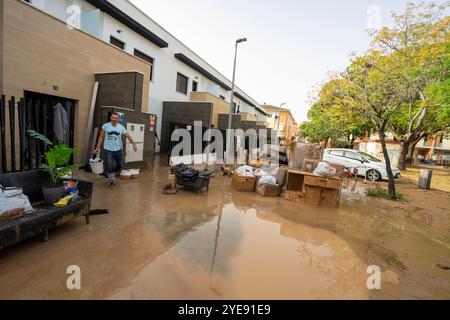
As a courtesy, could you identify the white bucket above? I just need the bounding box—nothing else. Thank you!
[89,155,104,175]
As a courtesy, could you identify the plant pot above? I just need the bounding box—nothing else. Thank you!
[42,184,66,205]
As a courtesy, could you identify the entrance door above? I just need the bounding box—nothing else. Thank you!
[23,91,77,170]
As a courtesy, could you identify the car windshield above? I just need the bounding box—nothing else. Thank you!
[358,151,382,162]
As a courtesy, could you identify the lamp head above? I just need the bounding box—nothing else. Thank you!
[236,38,247,44]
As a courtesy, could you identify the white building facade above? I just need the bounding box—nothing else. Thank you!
[24,0,267,151]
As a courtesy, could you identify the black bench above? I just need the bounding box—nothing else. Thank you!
[0,170,93,250]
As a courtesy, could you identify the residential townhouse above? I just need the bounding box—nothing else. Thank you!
[0,0,268,172]
[262,104,298,141]
[357,132,450,166]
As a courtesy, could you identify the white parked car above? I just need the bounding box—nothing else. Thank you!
[323,149,401,181]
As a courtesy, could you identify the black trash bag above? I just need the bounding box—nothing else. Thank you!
[176,168,199,181]
[174,163,189,173]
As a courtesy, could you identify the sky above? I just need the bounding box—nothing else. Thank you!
[129,0,447,123]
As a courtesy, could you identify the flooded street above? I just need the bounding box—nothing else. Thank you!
[0,161,449,300]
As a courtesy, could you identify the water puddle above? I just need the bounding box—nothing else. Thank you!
[109,200,369,299]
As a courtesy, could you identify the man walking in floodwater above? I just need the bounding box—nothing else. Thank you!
[94,112,138,190]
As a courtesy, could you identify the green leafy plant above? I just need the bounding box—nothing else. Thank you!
[367,187,405,201]
[28,130,82,185]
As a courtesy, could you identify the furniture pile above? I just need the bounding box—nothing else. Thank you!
[0,170,93,250]
[285,167,342,208]
[231,165,287,197]
[289,142,324,168]
[230,160,343,207]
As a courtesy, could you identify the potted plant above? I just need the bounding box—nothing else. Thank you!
[28,130,82,205]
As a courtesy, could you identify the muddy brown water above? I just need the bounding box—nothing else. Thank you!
[0,162,449,299]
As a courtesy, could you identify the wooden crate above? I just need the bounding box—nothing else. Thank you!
[231,174,256,192]
[286,169,314,192]
[256,183,281,197]
[304,186,322,206]
[304,185,341,208]
[285,190,305,202]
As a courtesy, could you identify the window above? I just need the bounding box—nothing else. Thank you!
[423,135,428,146]
[330,150,344,157]
[134,49,154,81]
[439,134,444,147]
[358,151,382,162]
[176,73,188,94]
[192,80,198,92]
[233,102,240,114]
[345,151,363,161]
[110,36,125,50]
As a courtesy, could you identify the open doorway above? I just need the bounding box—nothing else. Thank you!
[23,91,77,170]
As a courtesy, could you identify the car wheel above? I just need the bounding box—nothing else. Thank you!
[366,169,381,181]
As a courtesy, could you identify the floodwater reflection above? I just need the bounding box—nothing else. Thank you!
[109,195,369,300]
[0,166,372,300]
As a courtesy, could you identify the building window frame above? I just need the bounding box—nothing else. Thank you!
[134,49,155,81]
[192,80,198,92]
[110,36,125,50]
[176,72,189,95]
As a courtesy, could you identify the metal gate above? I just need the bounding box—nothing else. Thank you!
[167,122,210,165]
[0,92,76,173]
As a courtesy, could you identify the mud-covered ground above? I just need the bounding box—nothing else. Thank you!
[0,161,448,299]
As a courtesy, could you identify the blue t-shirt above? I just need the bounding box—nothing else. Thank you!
[102,122,127,151]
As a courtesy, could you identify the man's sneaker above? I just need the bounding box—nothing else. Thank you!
[110,183,117,190]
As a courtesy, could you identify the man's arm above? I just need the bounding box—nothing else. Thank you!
[125,132,138,152]
[93,129,105,154]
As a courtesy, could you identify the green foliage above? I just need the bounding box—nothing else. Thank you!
[370,2,450,149]
[28,130,81,185]
[367,187,405,201]
[27,130,53,146]
[300,80,372,144]
[302,2,450,196]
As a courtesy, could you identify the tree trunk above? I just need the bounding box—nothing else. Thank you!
[379,131,396,200]
[398,141,409,171]
[397,136,415,171]
[407,140,418,164]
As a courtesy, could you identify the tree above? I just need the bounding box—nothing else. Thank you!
[339,52,413,199]
[370,2,450,170]
[300,80,371,146]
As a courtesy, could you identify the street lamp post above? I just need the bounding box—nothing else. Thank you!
[227,38,247,130]
[226,38,247,163]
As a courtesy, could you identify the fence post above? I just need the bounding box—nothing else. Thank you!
[26,99,33,170]
[34,100,41,168]
[0,95,6,173]
[18,98,26,171]
[9,97,16,172]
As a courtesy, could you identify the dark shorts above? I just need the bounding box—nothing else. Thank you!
[105,150,123,174]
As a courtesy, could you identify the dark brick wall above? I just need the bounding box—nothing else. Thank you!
[160,102,213,153]
[95,72,143,111]
[217,114,241,129]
